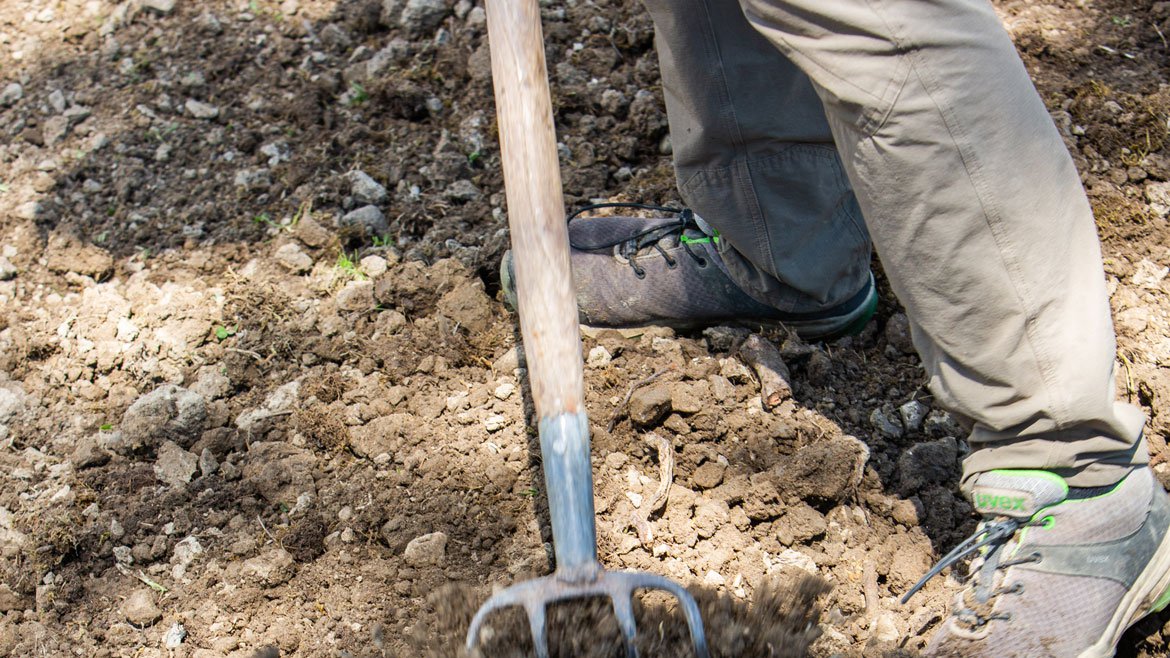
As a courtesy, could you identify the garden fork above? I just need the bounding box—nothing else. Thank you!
[465,1,710,657]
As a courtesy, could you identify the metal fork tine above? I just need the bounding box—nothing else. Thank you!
[526,602,550,658]
[610,592,640,658]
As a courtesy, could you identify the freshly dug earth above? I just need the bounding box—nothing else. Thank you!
[0,1,1168,657]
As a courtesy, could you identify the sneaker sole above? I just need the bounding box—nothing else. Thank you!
[1079,511,1170,658]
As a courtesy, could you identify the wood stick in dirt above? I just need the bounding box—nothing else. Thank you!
[738,334,793,411]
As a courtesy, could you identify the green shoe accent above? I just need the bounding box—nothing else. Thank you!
[1154,585,1170,613]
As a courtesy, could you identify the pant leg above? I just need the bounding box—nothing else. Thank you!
[641,0,872,313]
[737,0,1147,487]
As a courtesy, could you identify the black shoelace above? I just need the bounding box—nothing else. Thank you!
[566,203,711,279]
[902,517,1045,629]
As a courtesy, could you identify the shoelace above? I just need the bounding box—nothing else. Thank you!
[902,517,1046,628]
[566,203,712,279]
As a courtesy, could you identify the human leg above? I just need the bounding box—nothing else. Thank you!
[732,0,1166,653]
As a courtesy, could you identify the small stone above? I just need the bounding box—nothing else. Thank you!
[241,548,296,586]
[444,179,481,203]
[339,205,389,237]
[199,449,219,477]
[233,168,271,190]
[605,452,628,470]
[122,385,208,452]
[719,358,753,383]
[703,326,749,352]
[1145,181,1170,217]
[155,441,199,487]
[163,622,187,649]
[704,571,726,587]
[890,498,923,526]
[627,384,672,427]
[898,400,929,434]
[872,613,900,643]
[113,545,133,565]
[668,382,704,414]
[399,0,449,35]
[42,116,70,144]
[345,170,388,205]
[359,255,388,278]
[70,436,110,469]
[294,213,333,248]
[185,99,219,119]
[692,461,725,489]
[897,437,960,494]
[870,408,904,439]
[0,257,15,280]
[0,83,22,107]
[884,313,915,354]
[336,280,375,312]
[123,589,162,627]
[275,243,313,274]
[492,383,515,400]
[484,415,507,432]
[143,0,177,14]
[404,531,447,566]
[586,345,612,367]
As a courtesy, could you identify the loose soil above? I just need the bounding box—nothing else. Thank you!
[0,0,1168,657]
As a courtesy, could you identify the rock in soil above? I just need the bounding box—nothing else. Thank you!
[122,385,208,452]
[122,589,162,627]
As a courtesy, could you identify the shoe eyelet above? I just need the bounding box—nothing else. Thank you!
[666,261,678,270]
[1031,552,1043,564]
[634,269,646,280]
[696,258,708,268]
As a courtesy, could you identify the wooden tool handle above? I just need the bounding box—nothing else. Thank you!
[486,0,586,419]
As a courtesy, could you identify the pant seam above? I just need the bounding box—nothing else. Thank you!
[902,48,1072,433]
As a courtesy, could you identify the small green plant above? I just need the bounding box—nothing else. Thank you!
[336,252,368,280]
[521,487,539,498]
[1111,15,1132,27]
[99,423,113,431]
[372,234,394,248]
[214,325,237,341]
[467,150,482,165]
[346,82,369,106]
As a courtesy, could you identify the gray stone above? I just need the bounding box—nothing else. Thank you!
[48,89,67,113]
[339,205,389,237]
[444,179,481,203]
[345,170,388,205]
[275,243,313,274]
[241,548,296,586]
[122,385,207,451]
[404,531,447,566]
[42,116,70,145]
[897,437,960,494]
[0,386,25,424]
[870,408,904,439]
[123,589,162,627]
[199,448,219,477]
[155,441,199,487]
[185,99,219,119]
[1146,181,1170,217]
[586,346,612,367]
[0,83,22,107]
[0,257,15,281]
[233,168,271,190]
[399,0,449,34]
[70,436,110,469]
[336,280,375,312]
[884,313,915,354]
[360,255,388,278]
[163,622,187,649]
[628,384,672,427]
[703,326,750,352]
[143,0,177,14]
[898,400,929,434]
[189,367,232,401]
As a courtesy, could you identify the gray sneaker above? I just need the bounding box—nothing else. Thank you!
[906,467,1170,658]
[500,205,878,340]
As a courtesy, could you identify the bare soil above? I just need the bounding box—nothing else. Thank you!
[0,1,1167,657]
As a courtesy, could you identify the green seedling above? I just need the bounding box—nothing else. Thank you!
[336,251,368,280]
[214,325,237,341]
[372,234,394,248]
[346,82,369,106]
[521,487,539,498]
[99,423,113,431]
[467,150,482,165]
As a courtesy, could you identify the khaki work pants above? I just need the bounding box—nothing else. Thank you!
[642,0,1148,487]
